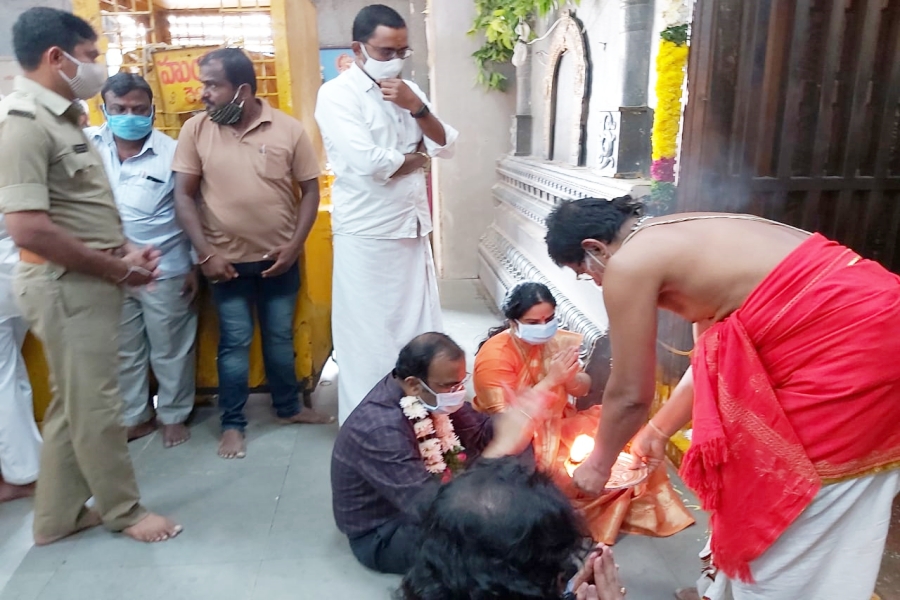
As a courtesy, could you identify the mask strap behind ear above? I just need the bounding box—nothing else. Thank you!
[584,240,608,258]
[58,49,77,64]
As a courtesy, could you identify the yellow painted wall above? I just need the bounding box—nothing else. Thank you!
[194,204,333,392]
[654,371,692,467]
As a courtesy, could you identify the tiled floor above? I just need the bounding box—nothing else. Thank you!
[0,279,709,600]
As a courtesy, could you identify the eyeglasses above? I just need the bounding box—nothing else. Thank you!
[575,255,603,282]
[366,43,414,60]
[423,372,471,394]
[103,104,153,117]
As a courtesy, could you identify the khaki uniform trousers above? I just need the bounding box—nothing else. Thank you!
[15,263,147,537]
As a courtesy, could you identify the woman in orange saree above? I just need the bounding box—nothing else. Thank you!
[473,282,694,544]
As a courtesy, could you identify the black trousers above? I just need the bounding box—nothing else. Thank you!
[348,517,423,575]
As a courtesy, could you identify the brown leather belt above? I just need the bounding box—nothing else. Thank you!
[19,249,47,264]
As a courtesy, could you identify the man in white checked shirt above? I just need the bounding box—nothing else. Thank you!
[87,72,197,448]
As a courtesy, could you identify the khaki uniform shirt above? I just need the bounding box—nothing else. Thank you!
[171,99,320,263]
[0,76,124,250]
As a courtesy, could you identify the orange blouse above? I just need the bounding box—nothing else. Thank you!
[473,328,695,544]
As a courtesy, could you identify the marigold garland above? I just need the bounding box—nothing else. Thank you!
[400,395,467,481]
[651,40,689,163]
[648,1,690,215]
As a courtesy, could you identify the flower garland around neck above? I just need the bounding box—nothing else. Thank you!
[401,396,467,483]
[649,0,691,215]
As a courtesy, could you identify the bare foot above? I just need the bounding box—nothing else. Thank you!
[122,512,182,543]
[218,429,246,459]
[34,507,102,545]
[280,408,335,425]
[675,588,701,600]
[162,423,191,448]
[127,419,157,442]
[0,479,35,503]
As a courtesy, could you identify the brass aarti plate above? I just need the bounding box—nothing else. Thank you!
[605,452,649,490]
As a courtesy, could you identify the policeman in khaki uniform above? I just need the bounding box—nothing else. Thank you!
[0,7,181,544]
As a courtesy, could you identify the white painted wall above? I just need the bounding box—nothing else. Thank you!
[0,0,73,57]
[0,0,73,96]
[312,0,429,90]
[426,0,517,280]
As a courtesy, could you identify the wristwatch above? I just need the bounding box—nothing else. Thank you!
[411,104,430,119]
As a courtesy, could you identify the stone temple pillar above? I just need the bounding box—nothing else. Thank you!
[615,0,654,177]
[512,41,533,157]
[622,0,654,106]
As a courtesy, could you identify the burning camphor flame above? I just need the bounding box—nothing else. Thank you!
[569,434,595,464]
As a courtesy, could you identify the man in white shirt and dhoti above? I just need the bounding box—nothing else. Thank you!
[0,214,42,503]
[315,4,458,424]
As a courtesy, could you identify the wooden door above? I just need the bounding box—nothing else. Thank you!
[678,0,900,269]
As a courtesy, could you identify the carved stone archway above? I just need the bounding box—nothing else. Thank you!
[544,10,590,165]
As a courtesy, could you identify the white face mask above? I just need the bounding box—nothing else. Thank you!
[360,44,405,80]
[419,380,467,415]
[515,316,559,345]
[59,51,108,100]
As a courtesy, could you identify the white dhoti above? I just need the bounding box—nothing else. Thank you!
[332,233,443,424]
[702,470,900,600]
[0,315,42,485]
[0,215,42,486]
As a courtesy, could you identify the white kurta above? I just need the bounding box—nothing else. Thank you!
[702,470,900,600]
[0,215,41,485]
[316,64,458,423]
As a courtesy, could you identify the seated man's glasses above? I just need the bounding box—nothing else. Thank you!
[426,372,471,394]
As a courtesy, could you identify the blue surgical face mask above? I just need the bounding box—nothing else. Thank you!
[419,380,467,415]
[515,316,559,345]
[104,106,154,141]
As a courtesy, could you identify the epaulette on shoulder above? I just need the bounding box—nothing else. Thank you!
[1,94,37,120]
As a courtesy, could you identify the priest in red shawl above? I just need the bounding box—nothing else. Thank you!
[544,197,900,600]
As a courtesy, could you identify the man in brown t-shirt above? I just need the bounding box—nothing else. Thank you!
[173,48,333,460]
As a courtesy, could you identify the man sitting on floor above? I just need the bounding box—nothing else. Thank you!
[331,332,542,574]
